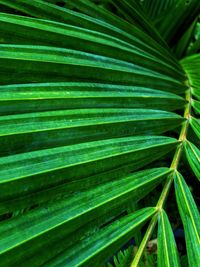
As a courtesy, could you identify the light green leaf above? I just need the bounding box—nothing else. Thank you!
[158,210,180,267]
[181,54,200,97]
[192,88,200,101]
[190,117,200,139]
[184,140,200,181]
[0,1,198,266]
[0,45,185,94]
[174,172,200,267]
[192,99,200,114]
[0,167,162,266]
[0,82,185,115]
[0,12,184,79]
[0,136,178,201]
[0,0,185,74]
[0,108,183,155]
[43,208,157,267]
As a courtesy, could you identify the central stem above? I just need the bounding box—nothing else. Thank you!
[131,82,192,267]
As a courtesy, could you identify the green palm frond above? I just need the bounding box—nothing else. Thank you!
[157,210,180,267]
[0,0,199,266]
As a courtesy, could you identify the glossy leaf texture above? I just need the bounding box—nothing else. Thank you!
[192,99,200,114]
[0,165,170,216]
[42,208,156,267]
[0,44,186,94]
[0,0,185,72]
[184,140,200,181]
[190,117,200,139]
[0,108,183,156]
[0,12,184,80]
[0,82,185,115]
[67,0,167,48]
[174,172,200,267]
[158,210,180,267]
[0,136,177,202]
[0,0,199,266]
[181,54,200,99]
[0,167,162,266]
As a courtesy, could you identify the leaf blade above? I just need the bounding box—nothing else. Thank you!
[0,82,185,115]
[184,140,200,181]
[0,167,167,265]
[190,117,200,139]
[174,172,200,267]
[44,208,157,267]
[158,210,180,267]
[0,136,178,201]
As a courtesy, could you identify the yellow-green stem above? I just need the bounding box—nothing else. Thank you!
[131,214,158,267]
[131,82,192,266]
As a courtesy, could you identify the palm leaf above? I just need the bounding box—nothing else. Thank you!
[0,82,185,115]
[184,141,200,181]
[190,117,200,138]
[0,136,176,201]
[42,208,156,267]
[0,170,161,265]
[181,54,200,94]
[192,100,200,114]
[174,172,200,267]
[156,0,200,46]
[0,1,199,266]
[157,210,180,267]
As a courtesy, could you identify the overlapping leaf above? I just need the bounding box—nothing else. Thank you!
[0,0,199,266]
[174,172,200,267]
[0,108,183,156]
[181,54,200,96]
[156,0,200,46]
[0,82,185,115]
[43,208,156,267]
[0,12,184,80]
[190,117,200,139]
[137,0,175,24]
[0,136,177,202]
[184,140,200,181]
[0,0,184,71]
[158,210,180,267]
[192,99,200,114]
[0,167,162,265]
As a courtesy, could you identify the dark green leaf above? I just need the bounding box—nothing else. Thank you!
[43,208,157,267]
[0,45,186,95]
[0,136,178,201]
[0,108,183,155]
[0,177,159,266]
